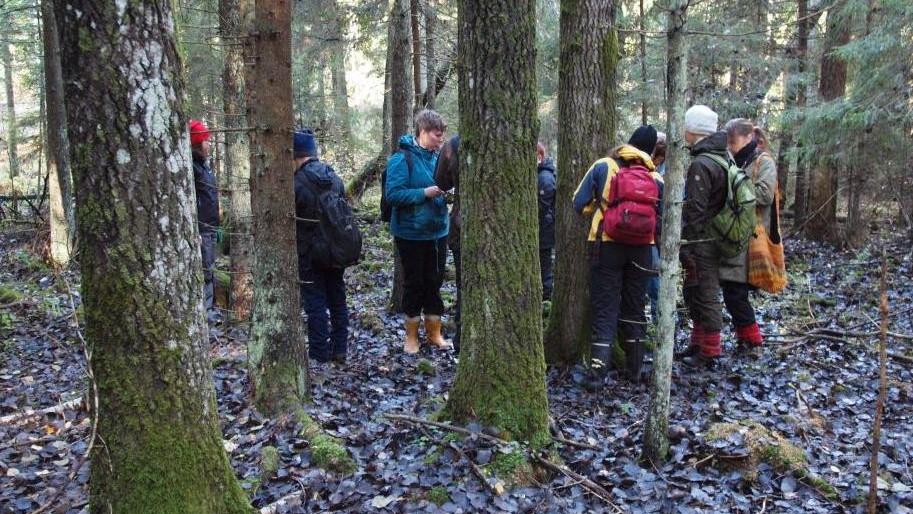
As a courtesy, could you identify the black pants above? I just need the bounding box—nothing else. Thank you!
[682,241,723,333]
[721,280,756,327]
[200,231,216,311]
[590,242,651,348]
[540,247,554,301]
[395,237,448,318]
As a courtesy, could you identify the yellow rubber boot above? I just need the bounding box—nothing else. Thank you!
[424,315,452,348]
[404,316,421,354]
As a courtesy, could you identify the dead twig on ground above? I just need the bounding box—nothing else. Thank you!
[532,453,624,514]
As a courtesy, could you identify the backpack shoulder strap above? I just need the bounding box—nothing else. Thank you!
[399,149,414,185]
[702,153,730,171]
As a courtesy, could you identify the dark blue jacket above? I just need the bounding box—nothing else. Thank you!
[385,135,449,241]
[294,158,344,268]
[193,157,219,233]
[537,157,557,249]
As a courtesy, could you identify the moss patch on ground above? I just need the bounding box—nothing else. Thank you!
[297,410,357,475]
[705,421,838,499]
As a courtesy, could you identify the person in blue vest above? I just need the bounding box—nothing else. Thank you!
[293,129,350,364]
[385,110,451,354]
[190,119,221,324]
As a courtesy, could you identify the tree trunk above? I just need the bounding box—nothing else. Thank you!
[53,1,252,511]
[544,0,617,366]
[425,0,437,109]
[1,39,19,184]
[221,0,254,322]
[410,0,423,110]
[42,0,74,267]
[804,4,848,243]
[389,0,414,312]
[644,0,689,464]
[329,1,355,175]
[447,0,549,445]
[245,0,308,416]
[639,0,648,126]
[792,0,810,223]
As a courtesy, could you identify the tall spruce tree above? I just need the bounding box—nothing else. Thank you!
[446,0,549,444]
[544,0,617,365]
[52,0,252,510]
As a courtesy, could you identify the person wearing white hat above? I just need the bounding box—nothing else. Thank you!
[677,105,730,369]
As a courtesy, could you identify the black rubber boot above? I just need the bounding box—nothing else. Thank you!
[583,342,614,391]
[623,340,647,382]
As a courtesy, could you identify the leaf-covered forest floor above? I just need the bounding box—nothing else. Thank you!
[1,219,912,514]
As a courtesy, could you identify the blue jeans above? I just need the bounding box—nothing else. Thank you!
[300,266,349,363]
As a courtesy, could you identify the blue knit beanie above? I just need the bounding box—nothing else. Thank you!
[293,129,318,158]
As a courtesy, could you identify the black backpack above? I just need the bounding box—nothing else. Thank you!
[306,171,363,269]
[380,149,413,223]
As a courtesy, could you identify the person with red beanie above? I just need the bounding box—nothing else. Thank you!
[189,119,220,323]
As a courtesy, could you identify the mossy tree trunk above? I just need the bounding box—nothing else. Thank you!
[42,0,74,267]
[245,0,308,416]
[221,0,254,322]
[53,1,253,512]
[446,0,549,445]
[543,0,617,366]
[644,0,689,464]
[804,3,849,244]
[328,0,355,174]
[388,0,413,312]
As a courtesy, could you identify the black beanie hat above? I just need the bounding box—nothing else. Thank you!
[628,125,658,155]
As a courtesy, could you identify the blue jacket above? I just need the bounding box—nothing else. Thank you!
[385,135,449,241]
[537,157,557,249]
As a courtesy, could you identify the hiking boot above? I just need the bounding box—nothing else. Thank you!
[404,316,421,354]
[583,342,615,391]
[674,323,704,360]
[424,315,452,349]
[681,353,720,370]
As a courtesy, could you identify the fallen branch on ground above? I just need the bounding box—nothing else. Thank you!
[0,396,83,426]
[531,453,624,513]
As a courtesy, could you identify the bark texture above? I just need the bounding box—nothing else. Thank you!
[221,0,254,321]
[544,0,617,366]
[644,0,689,464]
[42,0,74,266]
[446,0,549,444]
[245,0,308,416]
[388,0,413,312]
[804,4,848,243]
[53,1,252,511]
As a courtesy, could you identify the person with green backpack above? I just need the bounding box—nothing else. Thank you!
[677,105,731,368]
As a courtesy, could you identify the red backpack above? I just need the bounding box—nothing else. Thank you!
[601,164,659,245]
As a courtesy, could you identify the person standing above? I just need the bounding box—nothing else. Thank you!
[573,126,662,389]
[434,135,462,352]
[536,142,557,301]
[190,119,221,323]
[386,109,451,354]
[719,119,777,353]
[678,105,729,368]
[647,131,667,320]
[293,129,351,364]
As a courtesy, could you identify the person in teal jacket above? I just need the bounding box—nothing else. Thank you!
[385,109,451,354]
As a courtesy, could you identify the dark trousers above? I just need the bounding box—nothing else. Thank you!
[682,241,723,333]
[590,242,651,349]
[539,247,554,301]
[721,280,756,327]
[300,265,349,363]
[450,244,462,352]
[200,231,216,311]
[395,237,447,318]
